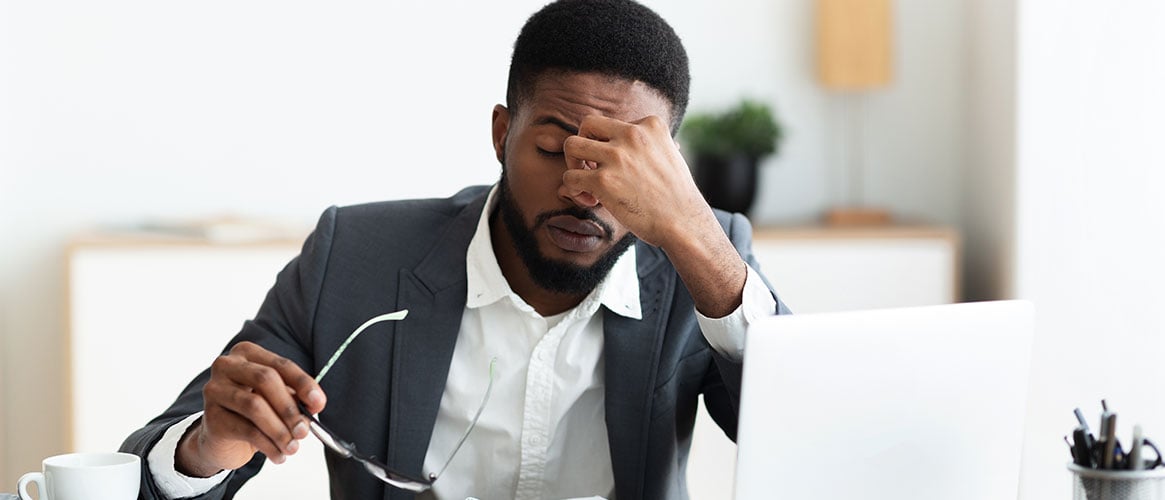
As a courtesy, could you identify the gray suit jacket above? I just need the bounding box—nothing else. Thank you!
[121,185,788,500]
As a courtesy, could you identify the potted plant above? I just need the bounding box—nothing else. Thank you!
[680,99,783,215]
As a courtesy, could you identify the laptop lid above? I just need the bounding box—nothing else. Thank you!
[734,301,1034,500]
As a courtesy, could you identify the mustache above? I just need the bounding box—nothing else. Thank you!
[533,206,615,242]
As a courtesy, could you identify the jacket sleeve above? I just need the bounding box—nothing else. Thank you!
[701,211,790,441]
[119,207,340,500]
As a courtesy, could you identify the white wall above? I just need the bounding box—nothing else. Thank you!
[719,0,968,226]
[1015,1,1165,499]
[0,0,972,488]
[846,0,967,225]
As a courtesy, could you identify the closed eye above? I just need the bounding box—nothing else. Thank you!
[536,147,564,158]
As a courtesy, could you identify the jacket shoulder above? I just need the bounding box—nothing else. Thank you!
[315,185,489,271]
[334,185,488,225]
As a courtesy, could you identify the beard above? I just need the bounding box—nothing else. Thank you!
[494,169,637,296]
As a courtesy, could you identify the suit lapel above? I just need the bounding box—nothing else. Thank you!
[604,242,674,499]
[370,189,673,499]
[383,194,486,500]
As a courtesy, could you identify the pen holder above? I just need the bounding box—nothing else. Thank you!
[1070,464,1165,500]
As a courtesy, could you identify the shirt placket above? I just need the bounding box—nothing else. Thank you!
[514,315,575,499]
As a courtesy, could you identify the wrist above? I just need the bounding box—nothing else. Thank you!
[175,419,225,478]
[654,202,716,254]
[660,214,747,318]
[658,208,727,263]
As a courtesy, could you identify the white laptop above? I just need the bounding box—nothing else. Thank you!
[734,301,1035,500]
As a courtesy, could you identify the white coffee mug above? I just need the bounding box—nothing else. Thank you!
[17,452,140,500]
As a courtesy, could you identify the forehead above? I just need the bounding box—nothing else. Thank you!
[521,71,672,127]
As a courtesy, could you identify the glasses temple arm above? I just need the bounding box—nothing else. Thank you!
[315,310,408,383]
[431,357,497,481]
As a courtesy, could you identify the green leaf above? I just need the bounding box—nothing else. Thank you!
[680,99,783,160]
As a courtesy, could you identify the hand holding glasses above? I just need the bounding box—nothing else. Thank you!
[178,340,331,477]
[302,310,496,493]
[180,309,493,493]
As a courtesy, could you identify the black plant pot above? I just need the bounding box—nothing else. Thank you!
[693,153,759,215]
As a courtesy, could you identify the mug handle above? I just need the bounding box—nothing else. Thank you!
[17,472,45,500]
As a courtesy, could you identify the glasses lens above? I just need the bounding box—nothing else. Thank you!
[360,459,429,493]
[307,420,352,458]
[305,410,432,491]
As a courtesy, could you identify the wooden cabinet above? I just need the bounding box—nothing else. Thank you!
[686,225,959,500]
[750,226,959,312]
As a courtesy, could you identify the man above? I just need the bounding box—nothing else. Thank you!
[122,1,788,498]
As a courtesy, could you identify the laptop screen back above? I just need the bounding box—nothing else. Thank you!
[734,301,1034,500]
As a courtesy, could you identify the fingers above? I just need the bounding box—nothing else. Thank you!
[564,135,618,169]
[561,132,610,208]
[564,114,631,167]
[230,342,319,426]
[233,342,326,414]
[559,140,601,208]
[203,383,294,464]
[562,118,625,206]
[559,113,676,214]
[565,114,670,169]
[575,113,633,141]
[232,360,307,446]
[200,342,321,467]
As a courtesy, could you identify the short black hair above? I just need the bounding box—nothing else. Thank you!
[505,0,691,134]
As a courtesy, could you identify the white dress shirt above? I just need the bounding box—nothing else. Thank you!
[148,185,776,499]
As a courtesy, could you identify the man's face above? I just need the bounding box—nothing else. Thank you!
[491,71,673,294]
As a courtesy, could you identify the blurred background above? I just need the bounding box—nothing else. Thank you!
[1,1,1162,499]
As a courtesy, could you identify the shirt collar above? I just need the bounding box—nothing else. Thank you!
[465,184,642,320]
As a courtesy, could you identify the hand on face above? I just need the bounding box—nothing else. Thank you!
[558,114,712,249]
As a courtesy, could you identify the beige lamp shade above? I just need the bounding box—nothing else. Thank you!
[816,0,893,90]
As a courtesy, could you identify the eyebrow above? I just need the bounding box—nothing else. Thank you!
[533,116,579,136]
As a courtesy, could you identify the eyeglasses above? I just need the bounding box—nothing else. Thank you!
[300,310,496,492]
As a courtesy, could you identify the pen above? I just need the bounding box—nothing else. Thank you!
[1102,412,1118,469]
[1076,408,1092,431]
[1130,424,1145,471]
[1073,427,1094,467]
[1097,409,1111,468]
[1074,408,1096,455]
[1075,408,1096,442]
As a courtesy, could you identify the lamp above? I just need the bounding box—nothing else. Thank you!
[816,0,894,225]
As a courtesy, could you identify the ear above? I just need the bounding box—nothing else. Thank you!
[491,104,510,164]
